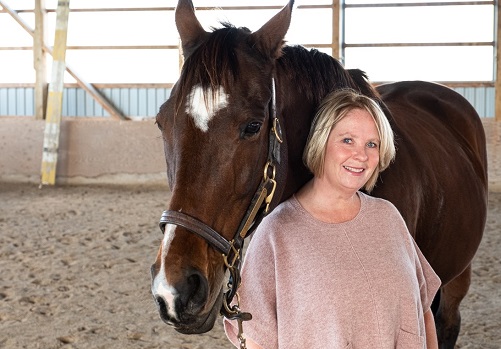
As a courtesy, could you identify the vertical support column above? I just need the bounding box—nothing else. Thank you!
[40,0,70,185]
[34,0,47,120]
[496,0,501,121]
[178,38,184,72]
[331,0,341,60]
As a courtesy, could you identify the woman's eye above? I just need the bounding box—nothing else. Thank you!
[367,141,378,148]
[342,138,352,144]
[244,122,262,136]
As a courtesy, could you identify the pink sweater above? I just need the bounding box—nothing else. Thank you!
[225,192,441,349]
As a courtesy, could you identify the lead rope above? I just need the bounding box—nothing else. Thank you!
[222,243,251,349]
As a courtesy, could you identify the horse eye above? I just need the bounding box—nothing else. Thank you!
[244,122,262,135]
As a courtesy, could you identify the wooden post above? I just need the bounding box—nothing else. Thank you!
[496,1,501,121]
[40,0,70,185]
[34,0,47,120]
[331,0,341,60]
[178,38,184,72]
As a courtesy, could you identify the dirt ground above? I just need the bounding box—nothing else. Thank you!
[0,183,499,349]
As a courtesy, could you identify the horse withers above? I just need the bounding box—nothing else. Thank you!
[151,1,488,347]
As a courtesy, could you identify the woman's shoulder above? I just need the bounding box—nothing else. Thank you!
[360,191,398,212]
[264,196,301,222]
[252,197,302,235]
[359,192,404,222]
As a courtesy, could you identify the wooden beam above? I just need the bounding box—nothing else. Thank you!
[0,0,126,120]
[40,0,70,185]
[332,0,340,60]
[345,1,494,8]
[496,1,501,121]
[345,41,494,48]
[34,0,47,120]
[178,39,184,74]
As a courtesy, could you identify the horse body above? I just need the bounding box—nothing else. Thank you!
[151,1,488,347]
[376,81,487,280]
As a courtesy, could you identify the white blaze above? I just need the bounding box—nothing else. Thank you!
[185,84,229,132]
[151,224,178,320]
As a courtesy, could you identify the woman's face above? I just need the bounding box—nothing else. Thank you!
[321,108,380,194]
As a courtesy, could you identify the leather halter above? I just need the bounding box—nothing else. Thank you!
[158,78,283,319]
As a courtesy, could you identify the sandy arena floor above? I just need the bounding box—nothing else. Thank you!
[0,183,499,349]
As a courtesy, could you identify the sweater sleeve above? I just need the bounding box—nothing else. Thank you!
[412,238,442,312]
[224,217,279,348]
[381,197,442,314]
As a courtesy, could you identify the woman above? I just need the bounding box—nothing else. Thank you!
[224,89,441,349]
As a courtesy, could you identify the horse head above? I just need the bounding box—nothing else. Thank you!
[151,0,294,334]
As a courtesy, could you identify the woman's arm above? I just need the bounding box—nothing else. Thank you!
[424,309,438,349]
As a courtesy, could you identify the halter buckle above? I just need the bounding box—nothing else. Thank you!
[223,240,241,269]
[264,178,277,213]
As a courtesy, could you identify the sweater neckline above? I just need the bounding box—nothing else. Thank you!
[290,191,367,226]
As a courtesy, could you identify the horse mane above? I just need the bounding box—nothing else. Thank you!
[278,45,380,105]
[174,23,381,114]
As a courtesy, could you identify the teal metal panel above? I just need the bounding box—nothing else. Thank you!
[16,88,25,115]
[0,89,8,115]
[7,88,16,115]
[25,88,34,116]
[120,88,129,116]
[155,88,167,116]
[147,88,156,116]
[485,87,495,117]
[129,88,139,116]
[76,88,86,116]
[67,88,77,116]
[138,88,147,117]
[0,86,491,118]
[84,88,95,116]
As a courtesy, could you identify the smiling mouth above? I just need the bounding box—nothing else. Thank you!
[344,166,364,173]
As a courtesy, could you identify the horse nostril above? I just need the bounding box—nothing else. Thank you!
[178,269,208,313]
[156,295,170,321]
[188,272,208,305]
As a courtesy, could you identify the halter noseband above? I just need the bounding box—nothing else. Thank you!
[158,78,283,326]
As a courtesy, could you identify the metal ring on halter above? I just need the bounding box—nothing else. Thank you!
[263,161,276,181]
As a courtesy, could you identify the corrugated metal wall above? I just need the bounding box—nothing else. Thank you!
[0,86,495,118]
[0,87,173,118]
[454,86,495,118]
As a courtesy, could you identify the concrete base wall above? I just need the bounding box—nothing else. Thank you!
[483,119,501,192]
[0,117,167,186]
[1,117,500,190]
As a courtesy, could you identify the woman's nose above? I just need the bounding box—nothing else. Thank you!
[353,146,368,161]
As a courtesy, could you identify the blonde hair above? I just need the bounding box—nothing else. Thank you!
[303,89,395,192]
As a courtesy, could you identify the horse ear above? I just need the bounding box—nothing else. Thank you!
[175,0,208,58]
[250,0,294,59]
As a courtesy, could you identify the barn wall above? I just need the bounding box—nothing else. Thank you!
[0,117,500,190]
[483,119,501,191]
[0,87,172,118]
[0,86,494,118]
[0,117,166,185]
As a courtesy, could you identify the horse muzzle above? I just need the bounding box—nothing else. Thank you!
[151,264,223,334]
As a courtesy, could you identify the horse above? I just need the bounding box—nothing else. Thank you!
[150,1,488,348]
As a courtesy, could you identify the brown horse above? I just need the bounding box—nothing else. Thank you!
[151,1,488,348]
